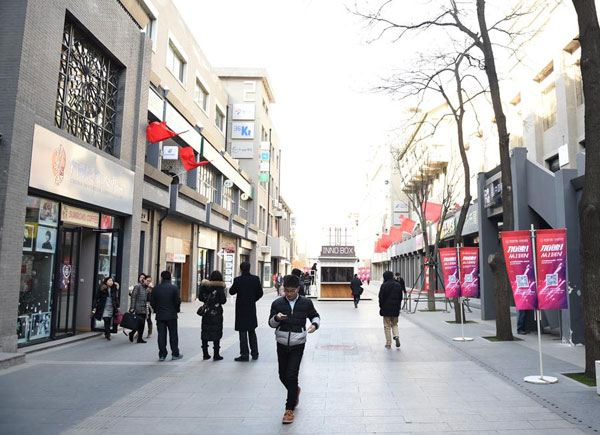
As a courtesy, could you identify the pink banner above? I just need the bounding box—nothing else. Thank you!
[439,248,460,298]
[460,247,480,298]
[501,231,538,310]
[536,229,568,310]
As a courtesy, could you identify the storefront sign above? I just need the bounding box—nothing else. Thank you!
[320,246,356,257]
[484,179,502,208]
[166,253,186,263]
[100,214,114,230]
[461,204,479,236]
[393,200,409,212]
[260,151,270,161]
[501,230,538,310]
[162,145,179,160]
[224,252,235,287]
[459,247,479,298]
[61,205,99,228]
[231,121,254,139]
[260,161,270,172]
[198,227,218,250]
[439,248,460,298]
[259,172,269,183]
[440,215,456,240]
[232,103,255,120]
[536,229,568,310]
[231,141,254,159]
[30,125,135,215]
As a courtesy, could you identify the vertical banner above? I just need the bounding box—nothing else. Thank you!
[423,257,430,291]
[536,229,568,310]
[439,248,460,298]
[501,231,538,310]
[460,247,480,298]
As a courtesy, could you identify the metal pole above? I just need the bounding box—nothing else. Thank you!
[453,243,473,342]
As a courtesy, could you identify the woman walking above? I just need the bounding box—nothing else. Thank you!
[129,275,151,343]
[198,271,227,361]
[146,277,154,338]
[92,277,120,340]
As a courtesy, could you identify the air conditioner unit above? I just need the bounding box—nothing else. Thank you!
[274,210,284,218]
[260,246,271,254]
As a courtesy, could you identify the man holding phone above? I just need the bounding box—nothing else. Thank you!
[269,274,320,424]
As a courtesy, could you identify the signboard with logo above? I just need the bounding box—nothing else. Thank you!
[232,103,255,120]
[61,205,99,228]
[260,151,270,161]
[439,248,460,298]
[231,141,253,159]
[260,172,269,183]
[165,253,186,263]
[535,229,568,310]
[501,230,538,310]
[461,204,479,236]
[484,179,502,208]
[459,247,479,297]
[232,121,255,139]
[320,246,356,257]
[162,145,178,160]
[393,200,409,213]
[30,125,135,215]
[224,253,235,287]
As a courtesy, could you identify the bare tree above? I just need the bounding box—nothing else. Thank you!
[571,0,600,378]
[353,0,534,340]
[393,134,460,310]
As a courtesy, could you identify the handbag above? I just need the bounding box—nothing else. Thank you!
[197,290,215,317]
[120,312,138,330]
[114,308,123,325]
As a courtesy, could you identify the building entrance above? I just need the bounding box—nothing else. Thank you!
[53,227,81,337]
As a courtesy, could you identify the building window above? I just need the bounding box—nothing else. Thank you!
[222,184,233,212]
[215,106,225,132]
[55,20,120,155]
[198,164,217,202]
[541,84,557,131]
[239,197,249,220]
[262,98,269,114]
[195,79,209,112]
[144,18,157,50]
[546,155,560,173]
[261,126,269,142]
[259,206,266,232]
[167,41,186,84]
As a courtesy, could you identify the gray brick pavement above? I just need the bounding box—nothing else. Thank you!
[0,291,592,434]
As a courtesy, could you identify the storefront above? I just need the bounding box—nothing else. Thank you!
[197,226,218,291]
[19,125,134,346]
[162,220,192,301]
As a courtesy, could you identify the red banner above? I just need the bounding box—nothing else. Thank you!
[439,248,460,298]
[501,231,538,310]
[459,247,479,298]
[536,229,568,310]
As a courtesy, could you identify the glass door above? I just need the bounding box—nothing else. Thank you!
[92,229,121,331]
[53,227,81,337]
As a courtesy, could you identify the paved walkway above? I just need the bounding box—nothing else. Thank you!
[0,288,595,434]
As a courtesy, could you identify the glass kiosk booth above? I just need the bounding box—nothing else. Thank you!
[316,245,372,300]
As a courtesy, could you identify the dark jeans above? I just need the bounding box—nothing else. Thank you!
[353,294,360,306]
[202,339,220,350]
[239,329,258,358]
[517,310,526,331]
[103,317,112,338]
[277,343,305,411]
[157,319,179,358]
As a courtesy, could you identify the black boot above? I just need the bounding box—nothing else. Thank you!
[213,344,223,361]
[202,346,211,360]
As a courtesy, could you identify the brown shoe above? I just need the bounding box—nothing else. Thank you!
[282,410,294,424]
[296,386,301,407]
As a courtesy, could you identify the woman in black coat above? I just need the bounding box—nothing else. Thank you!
[92,277,120,340]
[350,274,363,308]
[198,271,227,361]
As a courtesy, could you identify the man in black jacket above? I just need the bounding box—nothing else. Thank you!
[229,262,263,361]
[291,268,305,296]
[150,270,182,361]
[269,274,320,424]
[379,271,403,349]
[350,274,363,308]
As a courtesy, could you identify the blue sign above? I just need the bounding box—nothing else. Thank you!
[260,152,269,161]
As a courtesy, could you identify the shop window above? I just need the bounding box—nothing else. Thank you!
[197,248,214,285]
[546,155,560,173]
[19,196,60,345]
[321,267,354,283]
[198,164,217,202]
[55,19,121,155]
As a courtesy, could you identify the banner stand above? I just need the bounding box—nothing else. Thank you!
[453,245,473,342]
[523,226,558,385]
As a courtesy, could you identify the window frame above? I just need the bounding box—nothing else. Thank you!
[215,103,225,133]
[197,164,217,203]
[166,34,187,87]
[194,76,210,114]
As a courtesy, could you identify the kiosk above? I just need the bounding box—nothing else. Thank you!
[316,245,371,300]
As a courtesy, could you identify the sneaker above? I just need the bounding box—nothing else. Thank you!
[282,410,294,424]
[159,356,166,362]
[296,386,301,407]
[234,356,249,362]
[171,354,183,361]
[384,344,391,349]
[394,336,401,348]
[137,339,147,344]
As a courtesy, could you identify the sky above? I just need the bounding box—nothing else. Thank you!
[173,0,404,256]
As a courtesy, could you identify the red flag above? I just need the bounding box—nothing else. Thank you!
[422,201,442,222]
[399,217,417,234]
[380,233,393,250]
[179,147,210,171]
[146,121,181,143]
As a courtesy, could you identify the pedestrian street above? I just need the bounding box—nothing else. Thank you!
[0,290,586,435]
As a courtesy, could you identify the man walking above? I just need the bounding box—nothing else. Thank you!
[394,272,408,299]
[350,274,363,308]
[269,274,320,424]
[379,271,403,349]
[291,268,305,296]
[229,262,263,361]
[150,270,182,361]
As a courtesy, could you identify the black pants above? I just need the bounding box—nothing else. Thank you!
[136,313,146,341]
[239,329,258,358]
[202,339,220,350]
[353,294,360,306]
[277,343,305,411]
[157,319,179,358]
[103,317,112,338]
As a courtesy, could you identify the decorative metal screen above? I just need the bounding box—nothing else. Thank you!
[55,21,120,155]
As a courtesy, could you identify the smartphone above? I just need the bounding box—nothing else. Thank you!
[279,314,288,319]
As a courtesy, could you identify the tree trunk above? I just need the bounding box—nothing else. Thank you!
[477,0,514,340]
[572,0,600,379]
[488,252,514,340]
